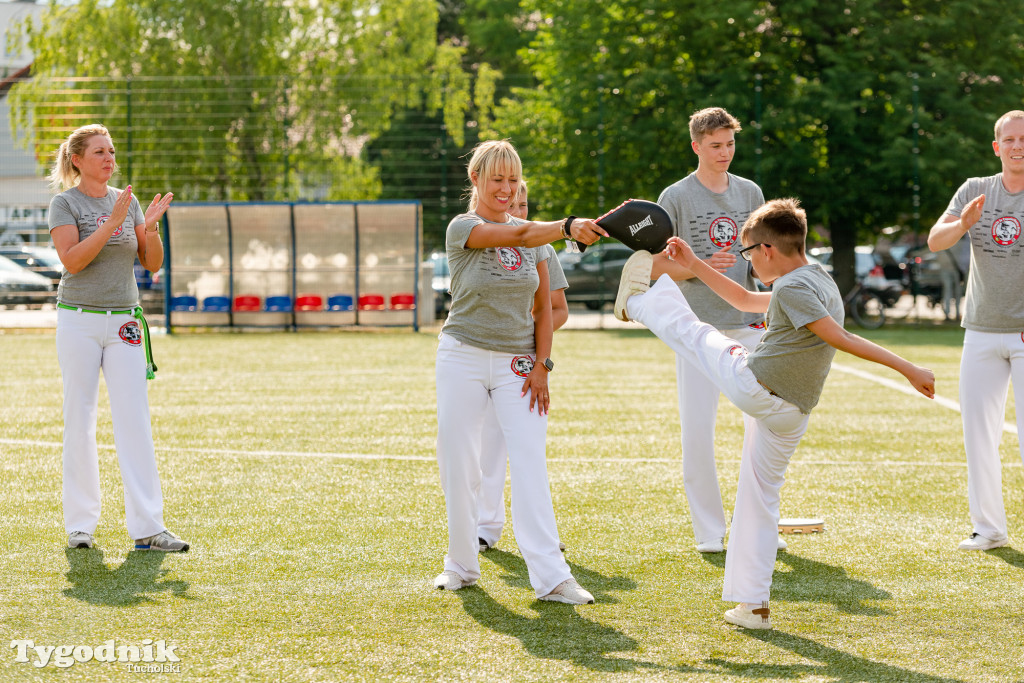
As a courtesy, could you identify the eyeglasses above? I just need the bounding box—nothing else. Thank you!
[739,243,770,261]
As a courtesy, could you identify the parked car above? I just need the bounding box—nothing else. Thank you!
[558,242,634,309]
[902,244,966,308]
[0,253,55,306]
[807,245,904,306]
[0,245,63,287]
[427,251,451,317]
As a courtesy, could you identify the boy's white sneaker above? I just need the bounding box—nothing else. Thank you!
[696,538,724,553]
[68,531,94,549]
[434,570,475,590]
[540,578,594,604]
[724,602,772,629]
[958,532,1007,551]
[614,251,654,321]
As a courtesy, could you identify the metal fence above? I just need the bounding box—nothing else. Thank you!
[1,74,493,255]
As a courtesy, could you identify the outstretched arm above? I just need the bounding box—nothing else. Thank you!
[466,218,607,249]
[664,237,771,313]
[805,314,935,398]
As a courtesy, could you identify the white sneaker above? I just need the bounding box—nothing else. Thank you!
[540,578,594,604]
[777,536,788,551]
[478,537,491,553]
[958,532,1007,551]
[696,538,724,553]
[559,541,567,552]
[68,531,94,549]
[724,602,772,630]
[134,530,189,552]
[433,570,475,591]
[614,251,654,321]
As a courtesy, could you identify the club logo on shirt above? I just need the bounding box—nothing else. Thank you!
[708,217,739,248]
[748,321,767,330]
[511,355,535,377]
[496,247,524,271]
[119,321,142,346]
[727,345,746,357]
[98,215,124,237]
[991,216,1021,246]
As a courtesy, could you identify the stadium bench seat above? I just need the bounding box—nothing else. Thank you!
[390,293,416,310]
[358,294,386,311]
[169,295,198,312]
[264,295,292,312]
[295,294,324,311]
[233,295,261,312]
[327,294,354,311]
[202,295,231,312]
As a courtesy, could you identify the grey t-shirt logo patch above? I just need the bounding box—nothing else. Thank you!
[98,214,124,237]
[496,247,523,271]
[709,217,739,249]
[991,216,1021,246]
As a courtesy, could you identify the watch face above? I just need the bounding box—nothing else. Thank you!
[544,358,554,371]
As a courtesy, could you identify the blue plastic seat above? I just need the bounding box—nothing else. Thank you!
[265,295,292,312]
[169,295,198,312]
[202,295,231,312]
[327,294,354,311]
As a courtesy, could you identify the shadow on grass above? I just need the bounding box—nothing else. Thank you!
[482,548,637,604]
[457,551,706,675]
[702,550,891,616]
[63,548,193,606]
[988,545,1024,569]
[701,630,967,682]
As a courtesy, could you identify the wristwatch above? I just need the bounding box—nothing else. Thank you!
[541,358,554,372]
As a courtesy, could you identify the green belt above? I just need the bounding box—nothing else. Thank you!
[57,303,158,380]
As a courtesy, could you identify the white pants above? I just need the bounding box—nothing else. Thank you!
[477,400,564,549]
[435,333,571,596]
[677,322,764,545]
[477,403,508,548]
[960,329,1024,541]
[629,276,809,603]
[55,307,166,540]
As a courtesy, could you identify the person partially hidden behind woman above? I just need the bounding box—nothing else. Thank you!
[47,123,187,552]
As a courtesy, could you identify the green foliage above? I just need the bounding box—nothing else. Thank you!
[5,0,467,204]
[486,0,1024,288]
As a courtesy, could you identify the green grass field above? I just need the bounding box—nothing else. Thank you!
[1,324,1022,682]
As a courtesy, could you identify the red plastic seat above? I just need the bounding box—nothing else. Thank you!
[358,294,385,310]
[233,295,261,312]
[390,293,416,310]
[295,294,324,311]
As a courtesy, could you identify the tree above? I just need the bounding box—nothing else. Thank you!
[6,0,473,205]
[486,0,1024,291]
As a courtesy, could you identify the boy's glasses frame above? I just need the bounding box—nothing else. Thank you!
[739,243,770,261]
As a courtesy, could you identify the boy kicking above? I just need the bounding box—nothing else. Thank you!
[614,198,934,629]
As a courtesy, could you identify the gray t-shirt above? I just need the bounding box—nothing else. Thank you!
[542,244,568,291]
[944,174,1024,332]
[658,172,765,329]
[442,212,546,354]
[48,186,145,310]
[748,263,844,414]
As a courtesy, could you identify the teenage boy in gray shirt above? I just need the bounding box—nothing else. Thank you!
[615,198,934,630]
[928,109,1024,551]
[653,107,767,554]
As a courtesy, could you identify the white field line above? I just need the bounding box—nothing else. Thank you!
[1,363,1017,465]
[830,361,1018,435]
